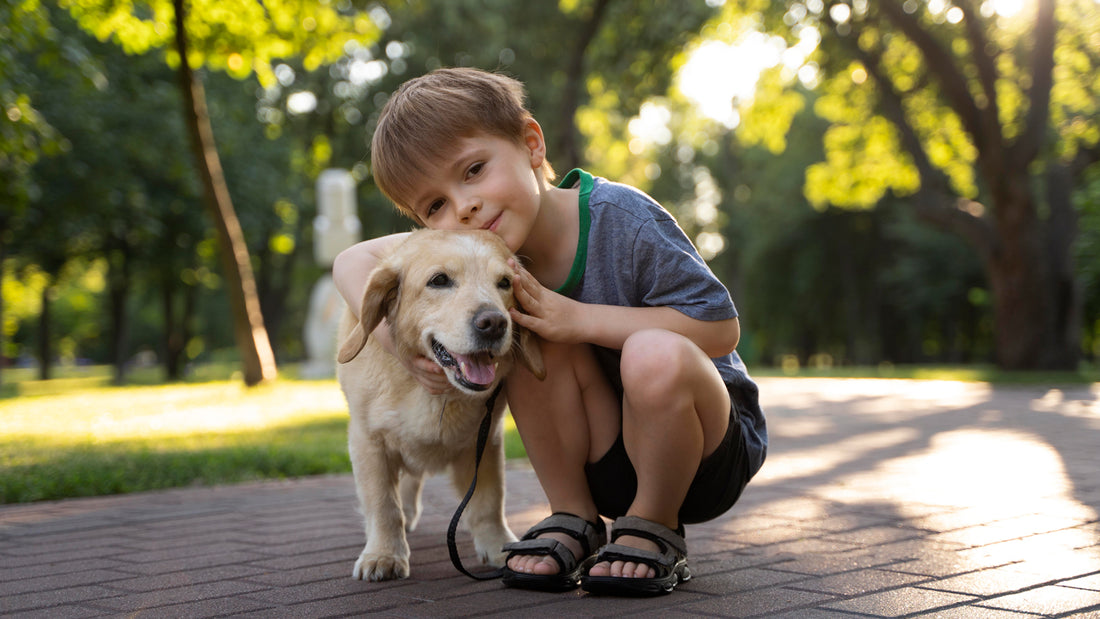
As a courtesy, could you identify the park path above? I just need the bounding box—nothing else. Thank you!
[2,377,1099,617]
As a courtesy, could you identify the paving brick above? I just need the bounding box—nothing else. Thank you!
[89,579,271,612]
[917,564,1064,597]
[979,584,1100,616]
[682,585,836,616]
[1062,573,1100,592]
[0,569,133,597]
[822,586,978,616]
[787,567,930,597]
[0,584,121,613]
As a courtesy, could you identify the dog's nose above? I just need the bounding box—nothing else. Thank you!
[473,308,508,342]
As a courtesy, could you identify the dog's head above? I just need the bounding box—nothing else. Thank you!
[338,229,545,394]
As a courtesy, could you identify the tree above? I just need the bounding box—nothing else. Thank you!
[729,0,1098,370]
[60,0,381,384]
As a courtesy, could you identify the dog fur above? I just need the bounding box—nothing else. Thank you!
[336,229,544,581]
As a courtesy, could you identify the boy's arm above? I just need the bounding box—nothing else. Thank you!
[508,260,740,358]
[333,233,451,394]
[332,233,410,319]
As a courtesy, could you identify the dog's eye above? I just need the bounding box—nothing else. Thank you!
[497,277,511,290]
[428,273,452,288]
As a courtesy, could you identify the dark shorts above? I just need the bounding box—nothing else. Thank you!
[583,384,752,525]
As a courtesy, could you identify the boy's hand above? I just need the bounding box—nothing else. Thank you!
[405,355,452,395]
[508,259,580,344]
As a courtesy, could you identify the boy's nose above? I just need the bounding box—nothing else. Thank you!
[457,197,481,223]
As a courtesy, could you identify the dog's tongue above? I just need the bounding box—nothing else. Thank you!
[456,352,496,386]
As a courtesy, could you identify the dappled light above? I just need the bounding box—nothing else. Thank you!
[748,378,1100,599]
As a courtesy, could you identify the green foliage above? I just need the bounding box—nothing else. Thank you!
[59,0,380,86]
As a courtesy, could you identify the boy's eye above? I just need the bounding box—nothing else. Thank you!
[466,162,484,179]
[425,199,444,217]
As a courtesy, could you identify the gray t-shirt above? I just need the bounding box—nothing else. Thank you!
[555,169,767,477]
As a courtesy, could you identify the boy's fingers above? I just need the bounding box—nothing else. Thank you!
[509,307,534,328]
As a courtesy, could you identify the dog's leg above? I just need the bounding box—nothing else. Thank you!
[399,471,424,532]
[448,421,517,567]
[349,421,411,581]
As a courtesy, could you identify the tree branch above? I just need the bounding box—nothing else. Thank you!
[878,0,986,148]
[557,0,612,172]
[1010,0,1056,168]
[840,15,996,261]
[957,0,1004,155]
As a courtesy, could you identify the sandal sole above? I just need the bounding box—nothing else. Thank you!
[581,563,691,597]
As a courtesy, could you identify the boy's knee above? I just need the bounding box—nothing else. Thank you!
[621,329,696,398]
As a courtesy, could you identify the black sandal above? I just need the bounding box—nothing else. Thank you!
[501,512,607,592]
[581,516,691,596]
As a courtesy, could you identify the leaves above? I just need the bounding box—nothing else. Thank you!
[59,0,381,86]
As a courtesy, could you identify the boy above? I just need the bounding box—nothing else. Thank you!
[333,67,766,596]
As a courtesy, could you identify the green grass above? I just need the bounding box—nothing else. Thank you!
[0,365,529,504]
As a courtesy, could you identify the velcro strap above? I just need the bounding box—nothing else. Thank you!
[609,516,687,557]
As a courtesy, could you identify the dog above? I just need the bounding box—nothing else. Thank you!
[336,229,544,581]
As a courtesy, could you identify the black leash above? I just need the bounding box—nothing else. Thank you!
[447,384,506,580]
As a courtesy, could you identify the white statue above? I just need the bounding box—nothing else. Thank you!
[301,169,361,378]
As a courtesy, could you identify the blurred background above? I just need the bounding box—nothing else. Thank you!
[3,0,1099,388]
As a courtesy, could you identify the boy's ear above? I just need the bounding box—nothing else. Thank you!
[523,119,546,169]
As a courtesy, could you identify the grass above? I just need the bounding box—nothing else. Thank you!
[2,361,1093,504]
[0,365,529,504]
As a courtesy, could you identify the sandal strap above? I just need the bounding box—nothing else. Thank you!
[502,512,607,570]
[608,516,688,558]
[501,538,576,572]
[519,512,607,555]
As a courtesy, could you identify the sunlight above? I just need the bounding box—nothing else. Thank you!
[984,0,1025,17]
[1,382,347,444]
[286,91,318,115]
[679,26,820,128]
[756,376,1100,579]
[678,38,775,128]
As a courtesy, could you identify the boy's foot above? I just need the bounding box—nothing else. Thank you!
[586,534,658,579]
[501,513,606,591]
[581,516,691,596]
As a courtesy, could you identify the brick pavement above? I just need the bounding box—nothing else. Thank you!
[2,377,1100,618]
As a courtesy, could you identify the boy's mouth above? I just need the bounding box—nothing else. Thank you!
[431,338,497,391]
[481,214,501,232]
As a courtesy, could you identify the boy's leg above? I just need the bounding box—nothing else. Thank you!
[504,339,621,575]
[589,328,731,579]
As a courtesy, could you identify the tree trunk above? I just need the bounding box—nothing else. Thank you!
[108,247,131,385]
[0,241,5,389]
[986,190,1057,370]
[37,284,51,381]
[556,0,611,172]
[172,0,276,386]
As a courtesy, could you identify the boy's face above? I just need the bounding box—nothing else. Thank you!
[403,126,544,255]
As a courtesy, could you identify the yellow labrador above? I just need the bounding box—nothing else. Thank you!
[336,229,544,581]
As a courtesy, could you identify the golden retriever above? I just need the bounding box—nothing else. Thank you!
[336,229,544,581]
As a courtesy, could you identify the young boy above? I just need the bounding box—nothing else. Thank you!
[333,67,766,596]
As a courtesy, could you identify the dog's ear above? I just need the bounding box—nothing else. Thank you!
[513,326,546,380]
[337,264,400,363]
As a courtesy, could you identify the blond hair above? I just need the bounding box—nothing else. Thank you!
[370,68,555,221]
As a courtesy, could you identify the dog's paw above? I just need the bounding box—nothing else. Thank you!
[474,529,519,567]
[352,552,410,581]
